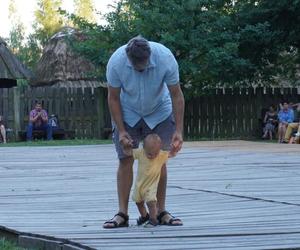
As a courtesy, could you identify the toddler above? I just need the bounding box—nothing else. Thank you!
[127,134,172,227]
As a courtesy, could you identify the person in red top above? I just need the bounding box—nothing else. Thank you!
[26,102,53,141]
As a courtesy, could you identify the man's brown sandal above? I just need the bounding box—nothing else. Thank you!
[157,211,183,226]
[103,212,129,229]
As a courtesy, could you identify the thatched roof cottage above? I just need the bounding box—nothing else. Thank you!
[0,37,33,88]
[30,27,104,89]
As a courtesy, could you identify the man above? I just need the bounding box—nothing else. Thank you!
[103,36,185,228]
[284,103,300,143]
[278,101,294,143]
[26,102,53,141]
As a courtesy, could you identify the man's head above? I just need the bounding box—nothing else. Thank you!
[282,101,289,111]
[143,134,162,160]
[126,36,151,72]
[35,102,42,112]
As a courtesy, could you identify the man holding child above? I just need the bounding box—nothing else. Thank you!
[103,36,185,228]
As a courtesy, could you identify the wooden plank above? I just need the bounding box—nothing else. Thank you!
[223,89,231,138]
[253,87,264,138]
[18,86,26,130]
[191,97,199,139]
[217,89,225,138]
[212,89,220,139]
[183,99,191,140]
[3,87,300,141]
[1,141,300,249]
[94,88,105,139]
[59,88,68,130]
[207,92,214,139]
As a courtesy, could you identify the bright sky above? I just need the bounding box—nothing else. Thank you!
[0,0,117,38]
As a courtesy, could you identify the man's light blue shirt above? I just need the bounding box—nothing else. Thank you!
[106,42,179,129]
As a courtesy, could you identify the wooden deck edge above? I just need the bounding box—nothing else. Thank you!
[0,225,95,250]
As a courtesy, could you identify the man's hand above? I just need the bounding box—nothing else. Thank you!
[170,131,183,156]
[119,131,133,156]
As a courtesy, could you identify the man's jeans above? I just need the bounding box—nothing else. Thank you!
[26,123,53,141]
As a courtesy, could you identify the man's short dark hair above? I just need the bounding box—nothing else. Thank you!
[126,36,151,69]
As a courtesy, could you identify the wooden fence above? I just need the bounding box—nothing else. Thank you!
[1,86,300,141]
[0,86,110,140]
[184,87,300,140]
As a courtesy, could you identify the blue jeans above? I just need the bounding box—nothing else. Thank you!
[26,123,53,141]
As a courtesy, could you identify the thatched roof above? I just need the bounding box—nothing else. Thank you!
[0,37,33,81]
[30,27,105,88]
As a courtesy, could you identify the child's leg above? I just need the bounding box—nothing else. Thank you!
[146,201,158,224]
[262,128,268,138]
[136,201,150,225]
[136,201,148,218]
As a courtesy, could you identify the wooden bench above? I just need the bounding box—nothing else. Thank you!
[18,129,75,141]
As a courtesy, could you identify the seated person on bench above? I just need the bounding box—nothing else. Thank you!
[0,115,7,143]
[26,102,53,141]
[284,103,300,143]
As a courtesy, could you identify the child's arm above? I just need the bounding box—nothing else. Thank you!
[123,145,133,157]
[124,147,140,160]
[168,151,177,158]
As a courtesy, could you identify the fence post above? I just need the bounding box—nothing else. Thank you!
[13,87,21,141]
[95,87,105,139]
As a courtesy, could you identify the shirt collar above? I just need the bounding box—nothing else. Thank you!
[126,55,156,69]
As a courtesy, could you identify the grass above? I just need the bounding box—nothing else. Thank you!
[0,138,279,147]
[0,238,31,250]
[0,139,113,147]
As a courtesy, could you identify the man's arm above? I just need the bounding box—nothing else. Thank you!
[41,110,48,123]
[168,84,185,154]
[108,86,125,132]
[288,110,294,123]
[108,85,133,147]
[29,111,39,123]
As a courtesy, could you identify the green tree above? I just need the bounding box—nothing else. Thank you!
[68,0,300,95]
[7,0,43,71]
[34,0,65,45]
[7,0,25,53]
[74,0,96,23]
[236,0,300,85]
[103,0,255,95]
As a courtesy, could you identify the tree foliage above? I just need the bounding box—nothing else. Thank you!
[74,0,96,23]
[34,0,66,45]
[236,0,300,85]
[71,0,257,96]
[6,0,41,71]
[6,0,300,93]
[7,0,69,70]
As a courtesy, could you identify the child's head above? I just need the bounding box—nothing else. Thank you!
[143,134,162,159]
